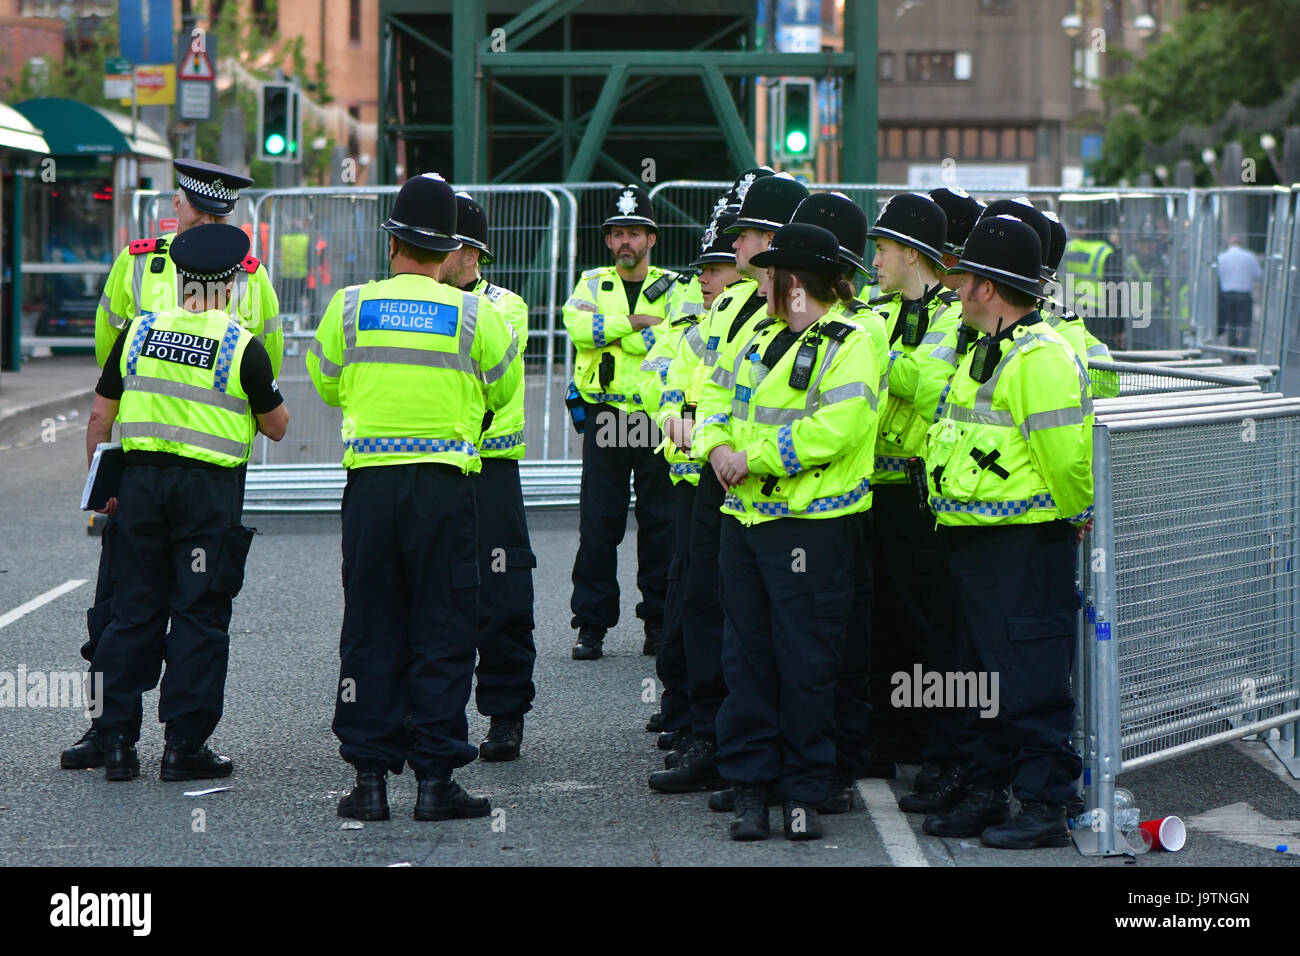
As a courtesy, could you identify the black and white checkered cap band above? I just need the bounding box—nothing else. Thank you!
[178,172,239,203]
[179,266,240,281]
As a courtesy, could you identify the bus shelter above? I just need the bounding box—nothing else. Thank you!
[0,103,49,373]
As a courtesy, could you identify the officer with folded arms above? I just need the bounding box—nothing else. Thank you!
[692,223,880,841]
[921,215,1093,849]
[84,223,288,781]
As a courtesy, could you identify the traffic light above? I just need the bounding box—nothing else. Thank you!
[259,81,300,163]
[775,78,816,163]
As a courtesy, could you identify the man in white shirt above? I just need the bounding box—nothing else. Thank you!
[1217,236,1261,349]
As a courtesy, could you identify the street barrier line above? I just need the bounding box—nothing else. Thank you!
[856,779,930,867]
[0,579,87,630]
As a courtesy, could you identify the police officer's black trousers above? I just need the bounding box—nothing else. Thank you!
[869,483,960,765]
[683,464,727,738]
[91,464,248,749]
[474,457,537,719]
[570,403,673,631]
[834,510,875,777]
[656,478,695,734]
[939,521,1083,806]
[333,464,480,779]
[715,513,865,804]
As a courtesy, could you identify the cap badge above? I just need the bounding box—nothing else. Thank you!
[617,189,638,216]
[734,173,757,201]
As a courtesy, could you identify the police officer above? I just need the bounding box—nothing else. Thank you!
[921,215,1093,848]
[63,158,281,772]
[864,193,964,779]
[1041,210,1115,370]
[564,185,701,661]
[929,186,986,287]
[83,223,289,781]
[308,173,520,821]
[692,223,880,841]
[437,191,537,762]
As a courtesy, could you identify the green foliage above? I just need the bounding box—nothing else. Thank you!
[1,16,121,105]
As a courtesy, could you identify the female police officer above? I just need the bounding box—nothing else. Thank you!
[691,223,881,841]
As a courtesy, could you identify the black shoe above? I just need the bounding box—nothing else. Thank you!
[914,762,945,792]
[708,788,783,812]
[1064,792,1085,821]
[61,727,105,769]
[783,801,824,840]
[899,765,966,814]
[642,620,663,656]
[645,712,663,733]
[103,743,140,782]
[414,777,492,821]
[922,788,1010,838]
[663,733,697,769]
[337,771,390,821]
[658,729,686,752]
[730,786,770,841]
[160,744,233,781]
[818,768,854,815]
[980,801,1070,849]
[649,739,723,793]
[572,627,605,661]
[479,716,523,762]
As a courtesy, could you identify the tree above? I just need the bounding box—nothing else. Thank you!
[1093,0,1300,184]
[1,15,121,104]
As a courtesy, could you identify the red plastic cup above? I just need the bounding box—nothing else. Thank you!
[1139,815,1186,851]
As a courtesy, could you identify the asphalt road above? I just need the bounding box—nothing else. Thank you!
[1,419,1298,868]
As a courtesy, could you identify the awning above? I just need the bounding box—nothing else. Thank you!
[12,97,171,162]
[0,102,49,154]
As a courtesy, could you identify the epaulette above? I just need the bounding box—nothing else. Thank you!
[868,292,895,307]
[939,289,961,303]
[481,283,507,304]
[1014,326,1046,352]
[842,298,869,314]
[753,317,777,331]
[241,254,262,274]
[129,237,166,255]
[670,315,697,327]
[716,296,733,311]
[581,266,609,279]
[820,320,856,342]
[675,270,699,284]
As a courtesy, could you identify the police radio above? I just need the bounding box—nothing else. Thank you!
[899,300,929,347]
[788,328,822,391]
[642,270,680,303]
[599,352,615,388]
[968,317,1005,384]
[904,457,931,514]
[955,323,979,356]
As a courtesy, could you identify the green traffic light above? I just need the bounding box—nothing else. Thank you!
[785,130,808,154]
[265,133,286,156]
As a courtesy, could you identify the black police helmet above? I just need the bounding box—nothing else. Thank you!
[169,223,251,282]
[453,192,494,267]
[867,193,947,266]
[791,192,870,277]
[929,186,986,256]
[726,166,776,211]
[726,173,810,233]
[603,184,657,233]
[1043,210,1068,274]
[947,215,1045,300]
[173,158,253,218]
[749,222,844,277]
[690,211,740,268]
[980,198,1052,278]
[381,173,462,253]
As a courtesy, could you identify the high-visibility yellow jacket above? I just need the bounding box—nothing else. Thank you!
[307,274,520,473]
[676,277,765,409]
[925,317,1094,527]
[1042,301,1118,398]
[96,233,282,375]
[639,314,705,486]
[472,276,529,460]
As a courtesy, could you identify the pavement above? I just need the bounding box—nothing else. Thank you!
[0,355,100,450]
[0,374,1298,868]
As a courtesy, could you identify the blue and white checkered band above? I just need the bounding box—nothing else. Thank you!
[177,172,238,203]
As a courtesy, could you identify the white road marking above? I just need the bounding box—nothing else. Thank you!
[0,579,87,630]
[1184,801,1299,856]
[856,779,930,867]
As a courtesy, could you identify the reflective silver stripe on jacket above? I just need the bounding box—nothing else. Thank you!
[261,314,283,335]
[1019,406,1085,441]
[946,405,1016,427]
[308,340,343,377]
[120,421,248,459]
[682,324,705,357]
[131,255,149,312]
[123,375,249,415]
[100,294,129,330]
[341,286,481,372]
[482,339,519,384]
[1087,344,1109,359]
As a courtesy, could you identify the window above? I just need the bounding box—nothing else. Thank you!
[349,0,362,45]
[1073,45,1101,89]
[879,125,1039,160]
[878,53,894,82]
[904,51,973,82]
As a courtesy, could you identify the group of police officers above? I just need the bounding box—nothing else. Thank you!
[63,153,1103,849]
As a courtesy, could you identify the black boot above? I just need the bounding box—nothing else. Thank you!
[571,626,605,661]
[160,743,233,781]
[61,727,105,769]
[922,787,1010,837]
[337,771,390,821]
[642,620,663,656]
[914,762,945,792]
[659,728,690,754]
[818,768,854,815]
[103,743,140,782]
[414,777,492,821]
[663,733,698,769]
[479,716,523,762]
[783,801,825,840]
[645,712,662,733]
[729,785,770,841]
[980,801,1070,849]
[708,788,782,812]
[898,764,966,814]
[649,738,723,793]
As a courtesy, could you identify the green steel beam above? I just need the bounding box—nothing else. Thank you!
[389,12,451,59]
[492,79,566,130]
[841,0,877,183]
[482,50,854,77]
[453,0,487,183]
[479,0,586,54]
[699,65,757,171]
[492,131,564,184]
[566,63,629,182]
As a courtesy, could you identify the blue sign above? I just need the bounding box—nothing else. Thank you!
[359,299,459,336]
[119,0,174,65]
[778,0,820,26]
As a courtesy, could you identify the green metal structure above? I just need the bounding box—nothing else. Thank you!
[378,0,877,185]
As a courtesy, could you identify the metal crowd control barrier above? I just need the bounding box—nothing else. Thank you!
[1075,391,1300,855]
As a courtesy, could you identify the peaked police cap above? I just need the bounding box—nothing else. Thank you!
[173,158,253,217]
[929,186,986,256]
[867,193,947,266]
[169,222,251,282]
[791,192,870,276]
[948,215,1045,300]
[381,173,462,252]
[603,184,657,232]
[726,173,809,234]
[1042,209,1068,274]
[453,192,494,266]
[690,211,740,267]
[980,198,1053,278]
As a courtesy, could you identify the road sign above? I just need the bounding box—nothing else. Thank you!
[120,64,175,106]
[179,48,214,81]
[176,33,218,122]
[104,56,133,100]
